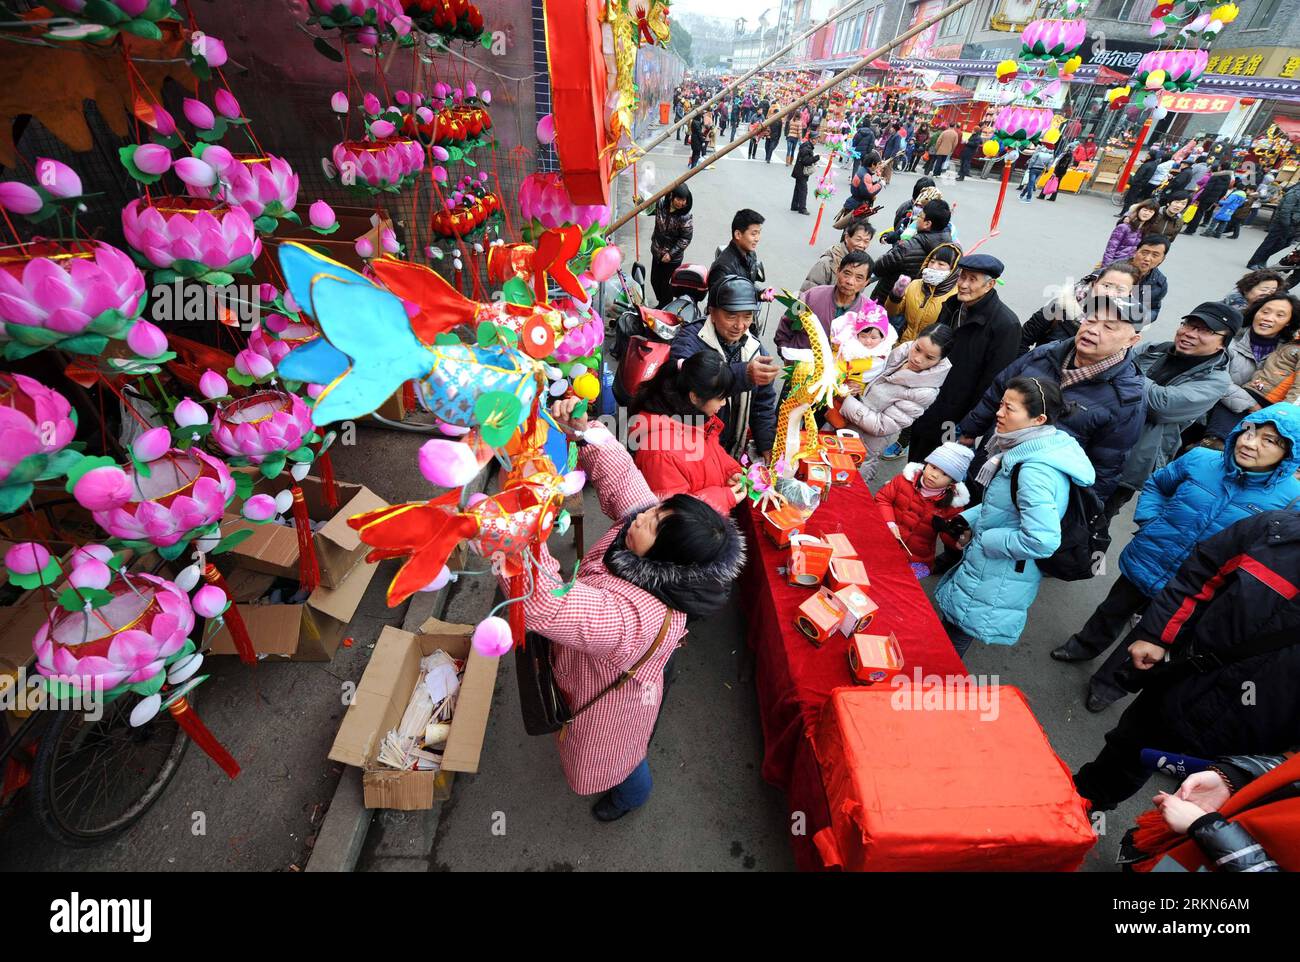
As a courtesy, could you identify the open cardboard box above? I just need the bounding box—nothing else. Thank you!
[328,620,499,810]
[223,475,387,589]
[208,551,379,662]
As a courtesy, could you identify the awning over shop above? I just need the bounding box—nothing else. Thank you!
[1270,114,1300,141]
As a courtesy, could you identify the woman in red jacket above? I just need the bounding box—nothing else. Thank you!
[629,352,747,514]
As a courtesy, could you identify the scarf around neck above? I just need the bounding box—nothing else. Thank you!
[975,424,1056,488]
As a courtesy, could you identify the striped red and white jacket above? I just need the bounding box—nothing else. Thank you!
[507,427,687,795]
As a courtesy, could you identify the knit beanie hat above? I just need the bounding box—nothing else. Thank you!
[924,442,974,483]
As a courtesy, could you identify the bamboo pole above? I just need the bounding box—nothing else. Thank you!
[644,0,874,154]
[606,0,978,235]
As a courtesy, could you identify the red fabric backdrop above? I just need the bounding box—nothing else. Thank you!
[739,473,967,869]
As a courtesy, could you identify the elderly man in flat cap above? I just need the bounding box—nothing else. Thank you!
[908,254,1021,464]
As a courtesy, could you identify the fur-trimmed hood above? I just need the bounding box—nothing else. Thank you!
[901,462,970,508]
[603,504,747,619]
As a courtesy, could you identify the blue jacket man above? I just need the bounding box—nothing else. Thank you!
[958,296,1147,501]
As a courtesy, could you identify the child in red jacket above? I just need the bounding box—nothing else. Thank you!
[873,441,972,567]
[629,352,747,515]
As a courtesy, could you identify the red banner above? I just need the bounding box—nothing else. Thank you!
[1158,92,1239,114]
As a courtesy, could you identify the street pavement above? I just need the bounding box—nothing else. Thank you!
[3,125,1262,873]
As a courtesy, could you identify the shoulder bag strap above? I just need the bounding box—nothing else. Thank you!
[567,608,676,723]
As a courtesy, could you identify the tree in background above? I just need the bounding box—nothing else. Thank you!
[670,21,693,66]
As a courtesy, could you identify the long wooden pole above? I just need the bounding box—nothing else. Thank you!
[644,0,874,154]
[606,0,978,235]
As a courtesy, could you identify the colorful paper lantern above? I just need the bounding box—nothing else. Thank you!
[120,198,261,285]
[993,105,1055,149]
[218,155,300,231]
[1134,48,1209,92]
[211,390,316,468]
[1019,18,1088,62]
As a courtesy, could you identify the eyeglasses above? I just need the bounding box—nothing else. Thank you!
[1239,424,1288,452]
[1177,319,1222,337]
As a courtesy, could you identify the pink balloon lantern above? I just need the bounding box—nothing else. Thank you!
[472,616,513,657]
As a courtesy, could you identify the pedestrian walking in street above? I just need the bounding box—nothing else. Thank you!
[765,110,782,163]
[1184,163,1233,234]
[785,109,803,166]
[934,377,1096,656]
[687,113,706,169]
[790,136,819,216]
[1020,145,1053,202]
[518,398,745,822]
[1248,180,1300,269]
[929,124,959,177]
[647,184,694,308]
[957,127,983,181]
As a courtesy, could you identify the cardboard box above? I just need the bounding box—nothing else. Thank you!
[795,587,848,647]
[787,536,834,588]
[761,503,812,548]
[827,557,870,592]
[208,551,379,661]
[848,632,904,685]
[328,620,499,810]
[834,584,879,635]
[823,533,857,559]
[223,475,387,589]
[797,460,832,497]
[823,451,857,485]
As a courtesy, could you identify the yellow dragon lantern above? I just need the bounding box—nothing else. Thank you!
[604,0,643,173]
[629,0,671,46]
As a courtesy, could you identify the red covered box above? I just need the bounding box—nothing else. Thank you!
[812,686,1095,871]
[848,632,904,685]
[787,536,834,588]
[761,503,812,547]
[827,557,869,592]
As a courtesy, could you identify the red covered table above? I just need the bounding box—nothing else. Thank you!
[738,473,966,869]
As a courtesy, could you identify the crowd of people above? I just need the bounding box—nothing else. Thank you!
[533,88,1300,872]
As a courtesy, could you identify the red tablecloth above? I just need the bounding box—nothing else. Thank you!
[739,473,967,869]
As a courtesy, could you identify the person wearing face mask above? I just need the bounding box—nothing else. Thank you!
[933,377,1095,656]
[907,254,1020,464]
[647,184,694,308]
[1104,301,1239,525]
[886,243,960,345]
[520,398,746,822]
[959,294,1147,504]
[1194,293,1300,445]
[1018,262,1142,356]
[834,322,954,481]
[1056,405,1300,719]
[800,218,875,292]
[776,251,872,357]
[629,352,747,515]
[670,276,778,462]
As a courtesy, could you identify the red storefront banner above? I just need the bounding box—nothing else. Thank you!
[1157,92,1239,114]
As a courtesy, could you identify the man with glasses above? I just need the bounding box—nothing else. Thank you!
[957,294,1147,503]
[1100,302,1240,524]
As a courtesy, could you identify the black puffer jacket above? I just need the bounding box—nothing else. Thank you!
[958,338,1147,500]
[1136,510,1300,761]
[650,194,693,263]
[707,240,763,306]
[869,228,955,303]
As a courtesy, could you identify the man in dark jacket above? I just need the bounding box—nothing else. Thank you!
[1183,164,1233,234]
[791,138,819,214]
[669,277,778,461]
[958,294,1147,502]
[957,128,983,181]
[851,121,876,173]
[908,254,1020,462]
[1073,510,1300,811]
[687,114,706,169]
[869,198,954,303]
[1130,235,1170,322]
[708,208,765,306]
[1018,262,1142,356]
[1119,150,1162,213]
[1248,180,1300,269]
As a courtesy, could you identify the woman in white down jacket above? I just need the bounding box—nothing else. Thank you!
[835,322,954,480]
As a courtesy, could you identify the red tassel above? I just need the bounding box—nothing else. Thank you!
[168,696,240,778]
[990,158,1014,234]
[204,564,256,664]
[808,204,825,247]
[507,572,526,646]
[292,485,320,593]
[320,451,340,511]
[1128,806,1180,857]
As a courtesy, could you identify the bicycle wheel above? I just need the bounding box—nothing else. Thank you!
[30,693,190,846]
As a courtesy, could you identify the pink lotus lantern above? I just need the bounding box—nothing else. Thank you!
[331,139,423,193]
[1020,19,1088,61]
[0,240,146,358]
[33,572,193,695]
[121,197,261,284]
[1134,47,1210,91]
[993,105,1056,148]
[552,312,604,363]
[218,155,300,228]
[518,173,612,234]
[211,390,315,467]
[79,448,235,555]
[0,373,80,513]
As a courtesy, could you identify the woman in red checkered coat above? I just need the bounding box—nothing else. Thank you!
[511,399,746,821]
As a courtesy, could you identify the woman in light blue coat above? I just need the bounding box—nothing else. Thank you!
[935,377,1096,655]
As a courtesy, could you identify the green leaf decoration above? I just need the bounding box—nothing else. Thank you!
[499,328,518,347]
[202,270,235,286]
[157,540,189,561]
[64,454,117,492]
[57,586,113,612]
[233,471,255,501]
[133,672,167,698]
[314,36,344,61]
[36,449,84,482]
[85,0,128,24]
[282,209,302,225]
[211,528,254,555]
[259,451,288,478]
[476,321,499,347]
[3,340,46,361]
[227,368,256,387]
[474,391,523,448]
[9,555,63,591]
[121,19,163,40]
[434,332,460,346]
[480,33,492,50]
[287,446,315,463]
[118,144,162,184]
[253,215,278,234]
[0,483,34,514]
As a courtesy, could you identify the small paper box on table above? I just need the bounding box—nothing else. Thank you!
[828,429,867,465]
[812,686,1095,871]
[827,556,870,592]
[823,451,857,485]
[848,632,904,685]
[761,503,810,547]
[328,620,499,810]
[834,584,878,635]
[787,535,834,588]
[797,460,833,497]
[823,532,857,559]
[795,587,848,647]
